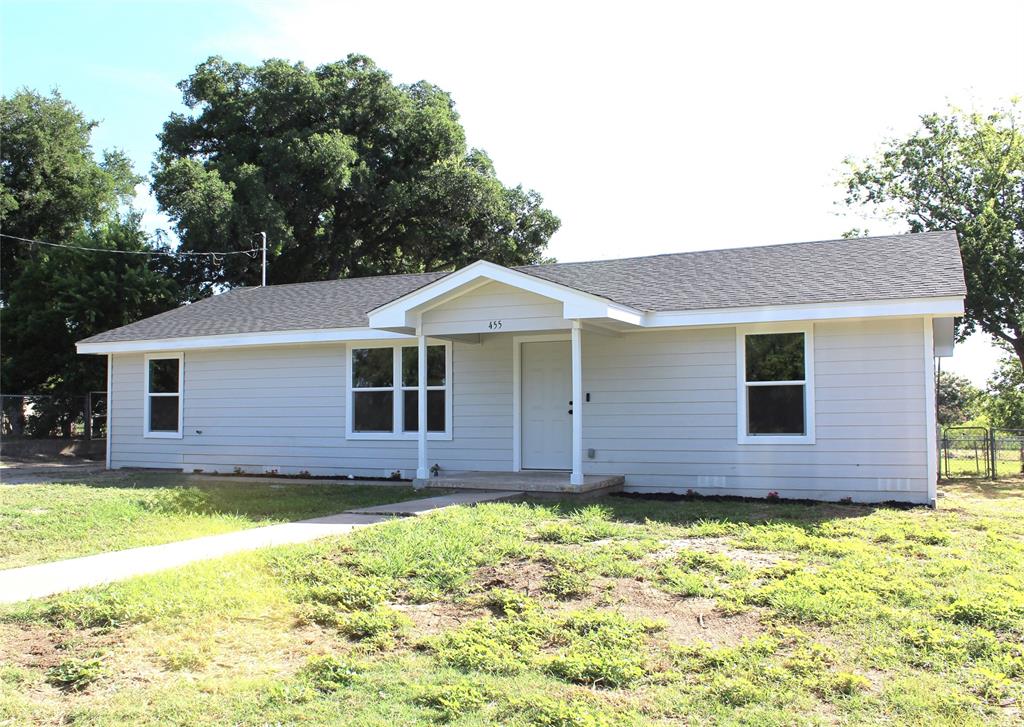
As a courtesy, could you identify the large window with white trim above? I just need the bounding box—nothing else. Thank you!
[737,327,814,444]
[348,343,451,438]
[144,353,183,438]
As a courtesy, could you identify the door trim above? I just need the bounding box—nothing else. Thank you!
[512,333,571,472]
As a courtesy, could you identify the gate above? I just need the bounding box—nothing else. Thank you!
[993,428,1024,478]
[940,426,990,479]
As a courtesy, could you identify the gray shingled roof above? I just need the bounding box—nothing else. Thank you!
[79,231,965,344]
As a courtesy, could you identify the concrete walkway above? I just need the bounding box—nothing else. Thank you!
[0,490,518,605]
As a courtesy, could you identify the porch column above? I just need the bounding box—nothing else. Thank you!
[571,321,584,486]
[416,331,429,480]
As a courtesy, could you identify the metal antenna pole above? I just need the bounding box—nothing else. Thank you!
[260,232,267,286]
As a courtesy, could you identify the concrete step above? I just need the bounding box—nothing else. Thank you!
[415,471,625,496]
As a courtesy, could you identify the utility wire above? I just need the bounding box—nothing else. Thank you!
[0,233,259,258]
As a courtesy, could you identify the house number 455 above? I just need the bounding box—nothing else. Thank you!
[488,320,503,330]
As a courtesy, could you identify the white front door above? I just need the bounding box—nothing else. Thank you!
[521,340,572,470]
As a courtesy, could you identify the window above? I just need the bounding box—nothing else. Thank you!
[348,343,451,438]
[737,327,814,444]
[144,353,183,438]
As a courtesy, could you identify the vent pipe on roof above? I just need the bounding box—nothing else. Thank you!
[260,231,267,286]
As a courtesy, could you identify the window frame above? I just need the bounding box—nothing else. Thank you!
[345,340,453,441]
[735,324,815,445]
[143,352,184,439]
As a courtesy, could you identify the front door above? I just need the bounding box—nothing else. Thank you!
[521,340,572,470]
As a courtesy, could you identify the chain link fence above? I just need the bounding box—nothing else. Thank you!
[940,426,1024,479]
[1,393,107,440]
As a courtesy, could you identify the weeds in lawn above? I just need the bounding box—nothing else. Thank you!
[3,478,1023,725]
[45,656,107,691]
[298,654,362,692]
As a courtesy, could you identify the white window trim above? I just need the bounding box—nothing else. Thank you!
[143,352,184,439]
[345,340,453,441]
[736,323,815,445]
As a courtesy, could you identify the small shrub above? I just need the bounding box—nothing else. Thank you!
[337,606,410,647]
[145,487,212,515]
[502,693,619,727]
[414,680,491,722]
[160,644,210,671]
[299,654,361,692]
[828,671,871,696]
[42,590,140,628]
[428,615,548,674]
[481,588,540,617]
[766,491,780,502]
[544,566,591,600]
[305,573,393,612]
[711,674,763,706]
[540,611,662,688]
[969,666,1015,702]
[45,657,107,691]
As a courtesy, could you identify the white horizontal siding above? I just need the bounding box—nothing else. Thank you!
[582,318,929,502]
[109,337,515,475]
[108,316,931,503]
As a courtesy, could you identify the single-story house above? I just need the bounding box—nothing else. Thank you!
[77,231,966,505]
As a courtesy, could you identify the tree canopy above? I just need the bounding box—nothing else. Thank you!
[983,347,1024,429]
[152,55,560,297]
[936,371,982,427]
[0,90,179,402]
[841,101,1024,369]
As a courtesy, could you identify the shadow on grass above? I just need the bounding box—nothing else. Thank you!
[529,492,889,533]
[940,475,1024,501]
[11,470,421,523]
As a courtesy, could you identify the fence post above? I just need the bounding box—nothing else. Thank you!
[989,428,997,480]
[84,392,92,440]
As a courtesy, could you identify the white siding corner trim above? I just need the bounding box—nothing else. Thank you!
[105,353,112,468]
[735,323,816,445]
[923,316,938,505]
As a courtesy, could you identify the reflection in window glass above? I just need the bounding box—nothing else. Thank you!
[352,348,393,388]
[353,391,394,432]
[148,358,180,393]
[402,390,445,432]
[747,385,805,435]
[745,332,804,382]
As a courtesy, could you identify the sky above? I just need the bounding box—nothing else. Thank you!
[1,0,1020,385]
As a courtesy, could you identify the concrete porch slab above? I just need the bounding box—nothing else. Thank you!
[415,470,625,495]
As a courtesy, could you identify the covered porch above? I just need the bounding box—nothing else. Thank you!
[367,261,643,492]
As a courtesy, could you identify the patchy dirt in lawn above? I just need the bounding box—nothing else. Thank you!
[654,537,784,569]
[0,623,67,671]
[472,558,552,596]
[564,577,766,647]
[393,601,492,638]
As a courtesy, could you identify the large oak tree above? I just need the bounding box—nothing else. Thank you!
[842,101,1024,369]
[1,90,179,430]
[153,55,560,297]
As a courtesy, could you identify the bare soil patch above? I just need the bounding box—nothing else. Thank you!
[472,558,552,596]
[0,623,66,671]
[571,576,766,647]
[655,537,784,569]
[392,601,491,638]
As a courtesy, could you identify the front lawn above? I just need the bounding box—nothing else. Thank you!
[1,478,1022,725]
[0,473,425,569]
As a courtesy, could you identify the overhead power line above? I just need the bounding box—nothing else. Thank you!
[0,233,259,258]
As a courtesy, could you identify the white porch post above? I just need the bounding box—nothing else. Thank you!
[416,330,429,481]
[571,321,584,486]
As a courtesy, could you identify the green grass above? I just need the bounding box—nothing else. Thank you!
[1,477,1022,725]
[0,472,428,569]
